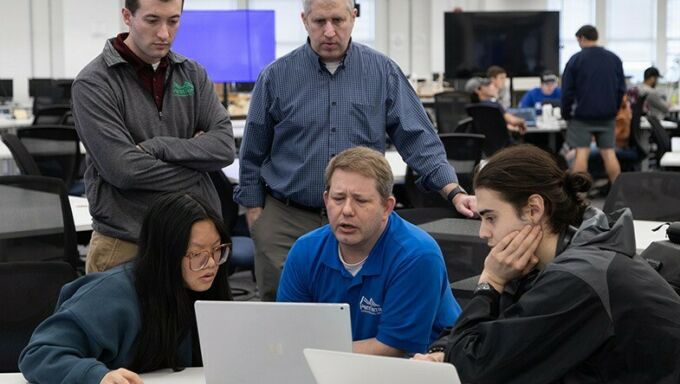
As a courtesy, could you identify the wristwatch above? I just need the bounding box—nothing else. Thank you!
[447,185,467,203]
[473,282,500,299]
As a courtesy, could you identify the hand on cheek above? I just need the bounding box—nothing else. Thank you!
[482,225,542,290]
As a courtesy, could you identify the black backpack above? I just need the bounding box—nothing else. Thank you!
[640,223,680,295]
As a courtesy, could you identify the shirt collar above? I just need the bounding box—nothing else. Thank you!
[320,212,393,278]
[304,38,354,73]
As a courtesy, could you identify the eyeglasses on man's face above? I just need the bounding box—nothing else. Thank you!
[185,243,231,272]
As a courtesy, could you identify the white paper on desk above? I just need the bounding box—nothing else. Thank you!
[672,137,680,152]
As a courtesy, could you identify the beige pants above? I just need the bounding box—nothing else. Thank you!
[85,231,138,274]
[250,195,328,301]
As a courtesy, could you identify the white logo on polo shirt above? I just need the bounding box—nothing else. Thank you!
[359,296,382,316]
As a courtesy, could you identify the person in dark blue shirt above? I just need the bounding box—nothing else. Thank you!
[278,147,461,357]
[519,71,562,110]
[561,25,625,183]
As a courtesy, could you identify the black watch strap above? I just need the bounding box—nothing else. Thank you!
[447,186,467,202]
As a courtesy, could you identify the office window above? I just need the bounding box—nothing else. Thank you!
[547,0,596,72]
[248,0,375,58]
[667,0,680,80]
[606,0,656,82]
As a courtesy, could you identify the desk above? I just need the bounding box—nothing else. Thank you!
[222,150,408,185]
[232,118,245,139]
[660,152,680,167]
[0,118,33,133]
[0,367,204,384]
[0,185,91,239]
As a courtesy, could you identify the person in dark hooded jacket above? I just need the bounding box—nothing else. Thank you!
[414,144,680,383]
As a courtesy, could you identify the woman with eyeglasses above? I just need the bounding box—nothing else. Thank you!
[19,193,233,384]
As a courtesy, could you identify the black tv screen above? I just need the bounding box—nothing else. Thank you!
[444,12,560,79]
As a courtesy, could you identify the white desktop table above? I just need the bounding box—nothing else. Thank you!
[660,152,680,167]
[0,367,204,384]
[0,118,33,132]
[223,150,408,185]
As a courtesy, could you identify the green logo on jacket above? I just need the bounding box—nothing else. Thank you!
[172,81,195,96]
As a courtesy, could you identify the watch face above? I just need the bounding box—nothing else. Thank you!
[474,282,495,295]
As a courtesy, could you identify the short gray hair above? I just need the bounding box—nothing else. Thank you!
[302,0,354,15]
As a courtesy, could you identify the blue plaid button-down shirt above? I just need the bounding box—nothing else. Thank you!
[235,41,457,208]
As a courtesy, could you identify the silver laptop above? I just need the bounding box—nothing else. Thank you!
[195,301,352,384]
[303,348,461,384]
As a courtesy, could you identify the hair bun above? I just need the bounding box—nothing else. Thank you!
[564,172,592,195]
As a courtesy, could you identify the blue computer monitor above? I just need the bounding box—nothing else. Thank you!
[172,10,276,83]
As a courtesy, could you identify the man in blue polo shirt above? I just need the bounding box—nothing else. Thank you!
[277,147,461,356]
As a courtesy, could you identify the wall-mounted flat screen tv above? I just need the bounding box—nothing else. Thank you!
[173,10,276,83]
[444,11,560,79]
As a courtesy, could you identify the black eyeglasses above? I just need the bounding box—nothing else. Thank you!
[185,243,231,272]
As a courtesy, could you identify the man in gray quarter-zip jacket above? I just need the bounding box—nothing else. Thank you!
[72,0,235,274]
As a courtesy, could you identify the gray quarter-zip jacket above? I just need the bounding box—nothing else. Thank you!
[72,39,235,242]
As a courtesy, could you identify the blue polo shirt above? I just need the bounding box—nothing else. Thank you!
[277,212,461,353]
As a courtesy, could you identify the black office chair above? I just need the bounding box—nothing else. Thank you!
[646,115,672,168]
[32,104,71,125]
[434,91,470,134]
[1,132,41,176]
[454,117,474,133]
[0,261,77,372]
[466,103,512,157]
[208,171,255,300]
[402,133,485,208]
[603,172,680,221]
[61,111,75,126]
[16,125,84,195]
[0,175,80,270]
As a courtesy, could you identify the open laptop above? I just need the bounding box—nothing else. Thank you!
[195,301,352,384]
[303,348,462,384]
[507,107,537,127]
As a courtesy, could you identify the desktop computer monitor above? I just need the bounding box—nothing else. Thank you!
[0,79,12,104]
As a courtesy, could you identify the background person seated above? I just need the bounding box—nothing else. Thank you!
[277,147,461,357]
[466,77,527,133]
[638,66,675,122]
[414,145,680,383]
[19,193,233,384]
[519,70,562,110]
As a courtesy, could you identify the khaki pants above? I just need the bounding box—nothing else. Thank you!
[250,195,327,301]
[85,231,139,274]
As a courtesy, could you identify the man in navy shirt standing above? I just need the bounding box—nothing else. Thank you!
[561,25,626,183]
[236,0,476,301]
[277,147,461,356]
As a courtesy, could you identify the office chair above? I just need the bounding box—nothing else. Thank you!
[466,103,512,157]
[208,171,255,299]
[402,133,484,208]
[0,261,77,372]
[433,91,470,134]
[603,172,680,221]
[32,104,71,125]
[16,125,84,195]
[1,132,41,176]
[646,115,671,168]
[0,175,80,270]
[454,117,474,133]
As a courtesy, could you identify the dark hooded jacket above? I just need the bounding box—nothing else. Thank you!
[431,207,680,383]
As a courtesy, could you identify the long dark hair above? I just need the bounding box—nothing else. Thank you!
[474,144,592,234]
[129,193,232,372]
